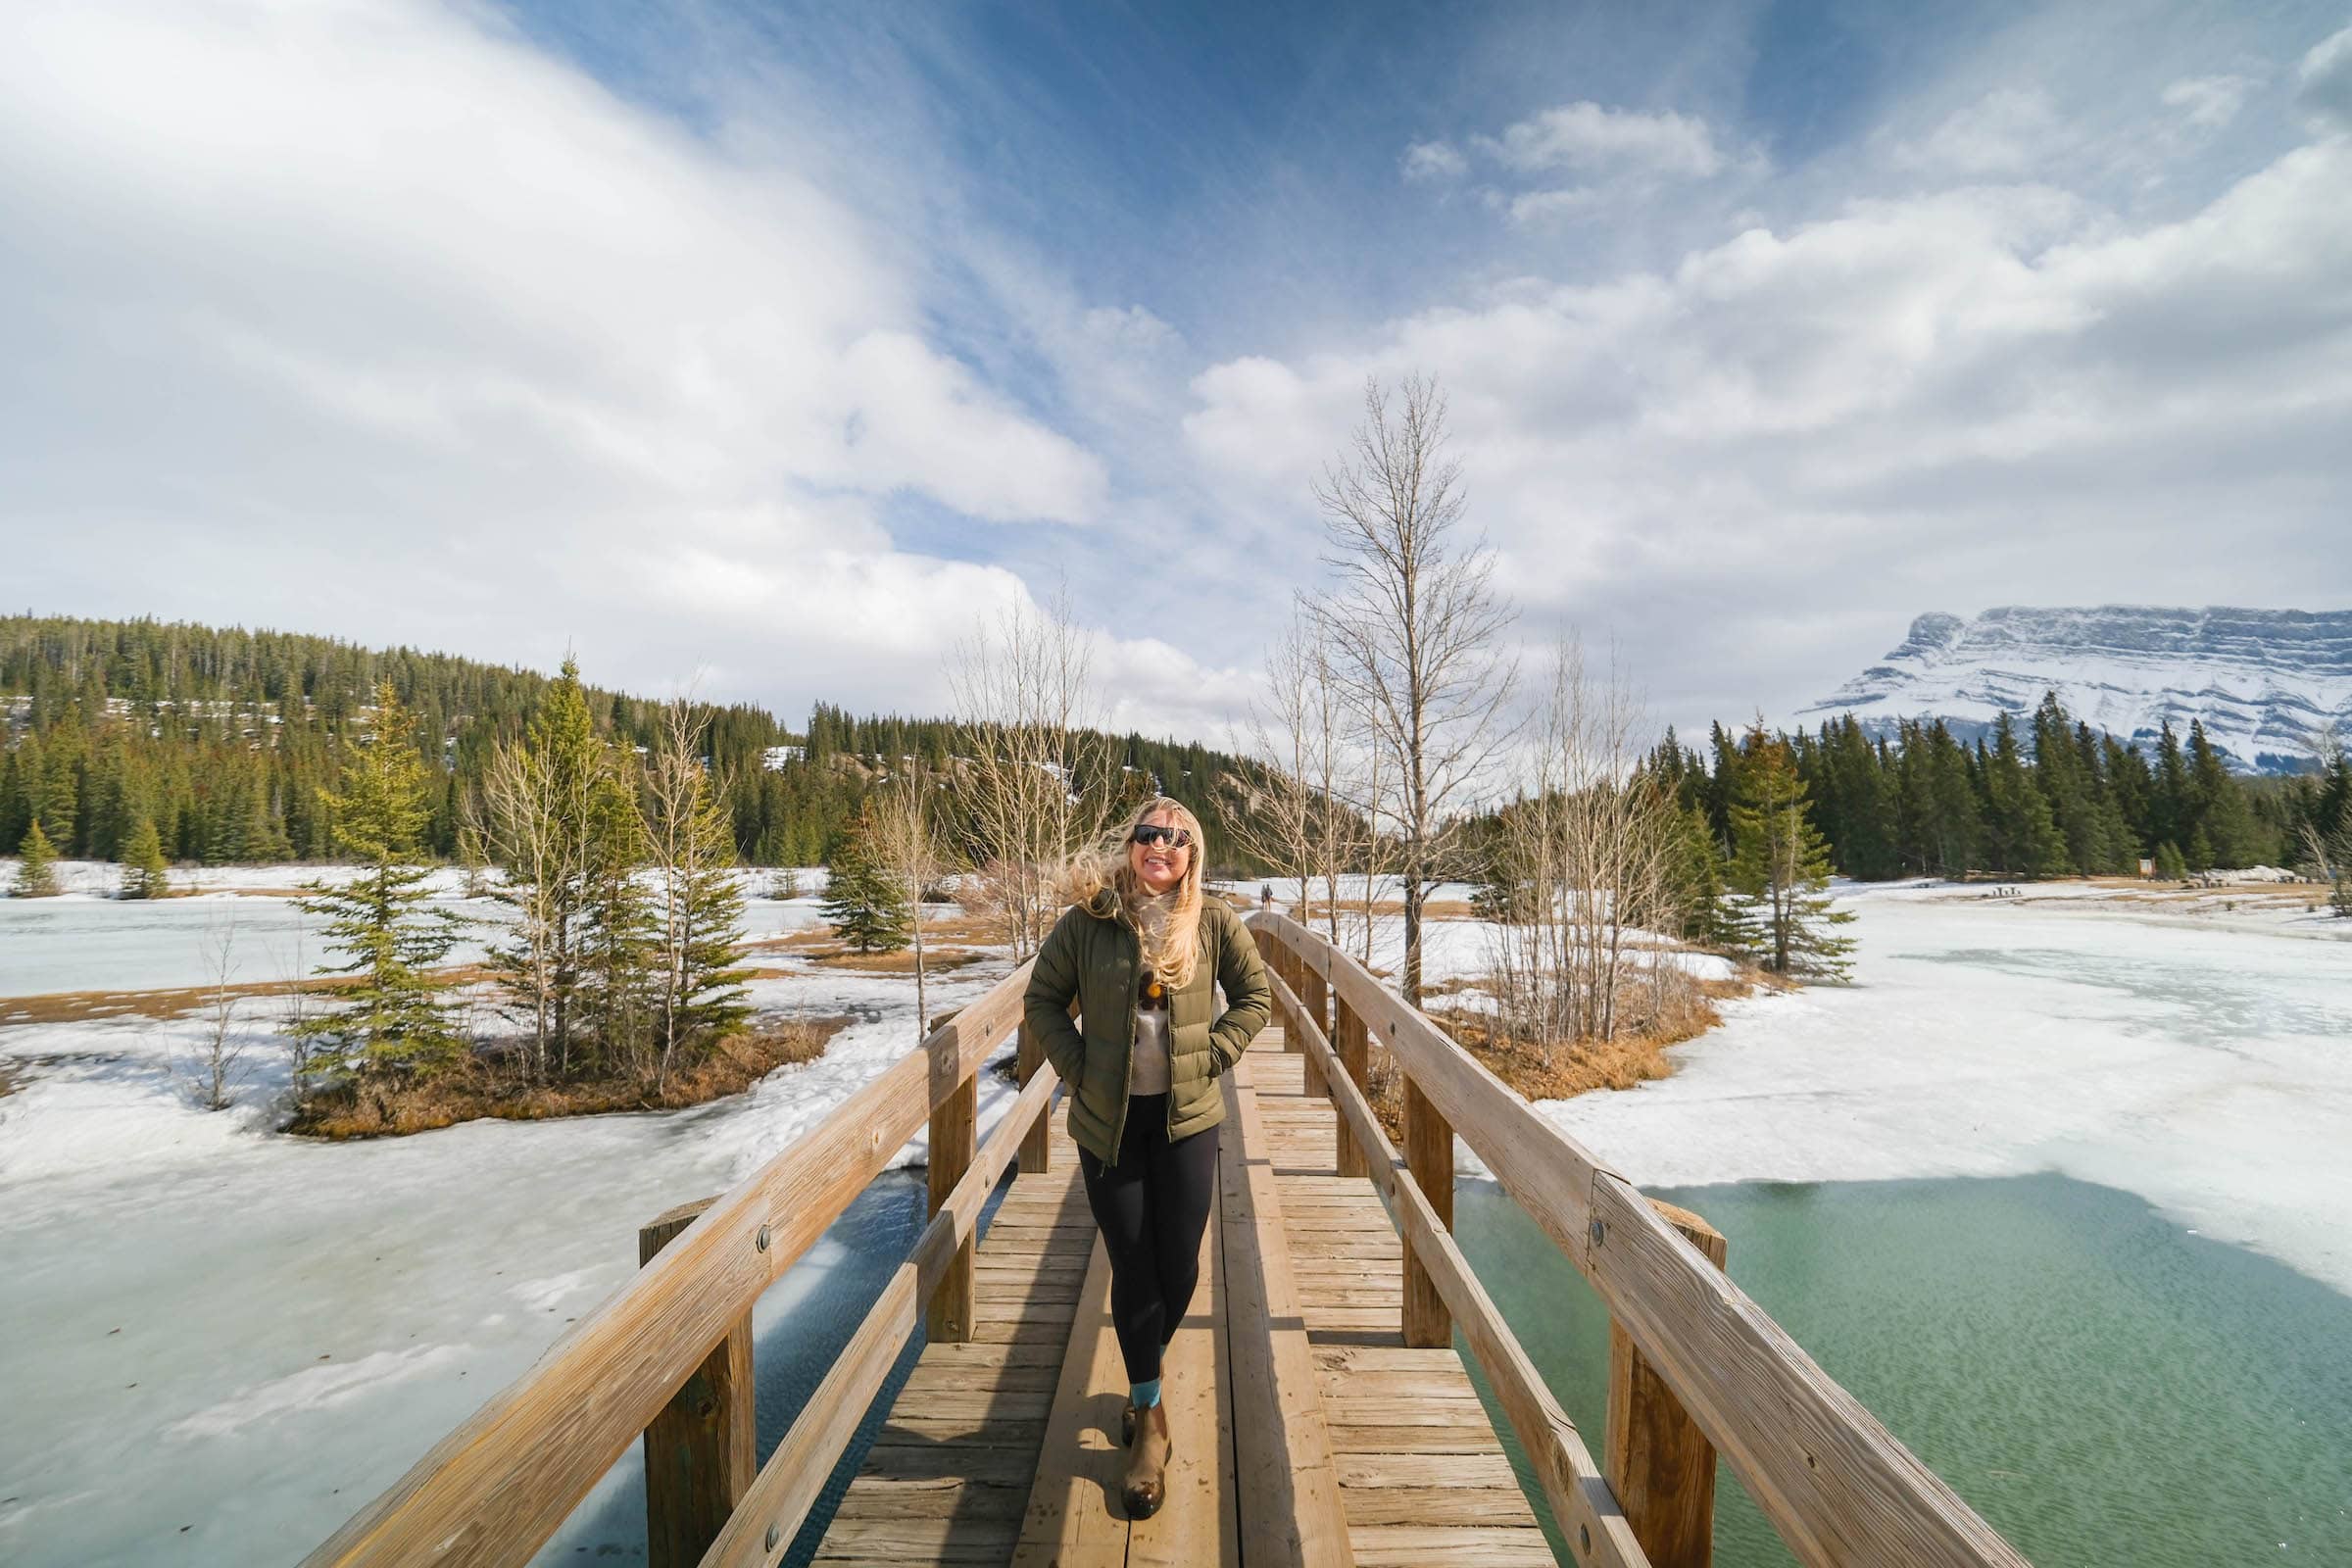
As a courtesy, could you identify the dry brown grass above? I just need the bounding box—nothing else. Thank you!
[287,1013,853,1140]
[1346,968,1760,1140]
[805,947,984,975]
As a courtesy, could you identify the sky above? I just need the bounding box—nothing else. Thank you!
[3,0,2348,760]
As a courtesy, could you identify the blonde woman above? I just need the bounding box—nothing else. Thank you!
[1022,795,1271,1519]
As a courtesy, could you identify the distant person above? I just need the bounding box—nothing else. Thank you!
[1259,882,1273,909]
[1023,796,1271,1519]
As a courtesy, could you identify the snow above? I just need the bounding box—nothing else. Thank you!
[0,884,1013,1564]
[1533,881,2352,1296]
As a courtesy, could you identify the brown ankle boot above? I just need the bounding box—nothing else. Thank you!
[1121,1399,1172,1519]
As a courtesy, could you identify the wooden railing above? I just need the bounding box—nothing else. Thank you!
[1247,909,2031,1568]
[301,960,1055,1568]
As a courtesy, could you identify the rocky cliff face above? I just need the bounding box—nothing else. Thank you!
[1801,607,2352,773]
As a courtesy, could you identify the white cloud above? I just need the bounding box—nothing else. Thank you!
[2161,74,2257,130]
[2298,23,2352,130]
[0,0,1156,721]
[1184,136,2352,727]
[1475,101,1730,178]
[1888,87,2066,176]
[1401,139,1469,181]
[1507,186,1609,224]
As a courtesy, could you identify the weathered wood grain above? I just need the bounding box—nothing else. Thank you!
[1607,1200,1728,1568]
[638,1199,755,1568]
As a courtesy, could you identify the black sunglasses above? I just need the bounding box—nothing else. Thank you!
[1131,823,1194,850]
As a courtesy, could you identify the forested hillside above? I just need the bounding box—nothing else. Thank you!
[0,615,1257,870]
[1648,693,2349,881]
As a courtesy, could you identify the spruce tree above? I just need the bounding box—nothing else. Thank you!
[293,684,465,1079]
[13,820,62,898]
[1727,727,1855,979]
[647,739,754,1081]
[578,764,657,1074]
[2154,841,2189,881]
[824,806,911,954]
[1984,712,2069,876]
[119,815,171,899]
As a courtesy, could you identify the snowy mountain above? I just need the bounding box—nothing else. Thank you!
[1800,607,2352,774]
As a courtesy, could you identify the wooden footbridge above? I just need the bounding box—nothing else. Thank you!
[305,911,2031,1568]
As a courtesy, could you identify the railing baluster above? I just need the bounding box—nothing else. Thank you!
[1299,949,1329,1099]
[1399,1074,1453,1348]
[1332,995,1368,1179]
[1606,1200,1728,1568]
[638,1199,755,1568]
[1016,1020,1051,1174]
[926,1071,979,1342]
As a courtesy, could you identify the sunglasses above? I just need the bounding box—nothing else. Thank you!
[1131,823,1194,851]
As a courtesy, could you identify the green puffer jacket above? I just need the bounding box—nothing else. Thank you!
[1022,892,1272,1164]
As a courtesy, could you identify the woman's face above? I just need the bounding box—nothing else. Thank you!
[1127,808,1192,897]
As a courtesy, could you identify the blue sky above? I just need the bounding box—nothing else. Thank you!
[3,0,2348,760]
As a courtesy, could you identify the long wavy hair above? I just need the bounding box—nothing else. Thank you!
[1055,795,1207,989]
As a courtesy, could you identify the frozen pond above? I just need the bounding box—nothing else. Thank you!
[1541,884,2352,1296]
[0,863,827,996]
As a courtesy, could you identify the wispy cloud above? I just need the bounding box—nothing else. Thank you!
[2299,23,2352,130]
[2161,74,2258,130]
[1401,139,1469,181]
[1475,101,1733,178]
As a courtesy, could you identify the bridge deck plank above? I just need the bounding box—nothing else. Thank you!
[818,1023,1548,1567]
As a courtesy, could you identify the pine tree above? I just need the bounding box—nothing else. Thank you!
[293,684,465,1079]
[1984,712,2069,876]
[824,806,911,954]
[1727,727,1855,979]
[119,815,171,899]
[577,764,657,1074]
[2154,841,2189,881]
[13,820,62,898]
[647,738,754,1082]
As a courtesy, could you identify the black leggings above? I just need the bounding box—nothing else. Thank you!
[1077,1094,1219,1386]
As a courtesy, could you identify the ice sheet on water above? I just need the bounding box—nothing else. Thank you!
[1526,885,2352,1295]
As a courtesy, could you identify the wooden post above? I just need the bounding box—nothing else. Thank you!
[1299,956,1329,1100]
[1399,1075,1453,1348]
[1332,997,1368,1179]
[1015,1020,1051,1174]
[927,1072,978,1342]
[639,1198,755,1568]
[1605,1200,1729,1568]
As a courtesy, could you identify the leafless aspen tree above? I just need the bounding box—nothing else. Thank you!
[1317,373,1517,1004]
[1484,640,1687,1060]
[868,754,954,1038]
[478,740,594,1082]
[1219,598,1356,931]
[186,913,250,1110]
[949,587,1114,959]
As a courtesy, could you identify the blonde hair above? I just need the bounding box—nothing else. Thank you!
[1055,796,1206,989]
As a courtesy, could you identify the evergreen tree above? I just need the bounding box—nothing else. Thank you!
[1983,712,2069,876]
[2154,841,2189,881]
[2184,720,2261,868]
[646,723,755,1082]
[823,806,911,953]
[293,684,465,1079]
[1726,728,1855,979]
[119,815,171,900]
[13,820,62,898]
[577,764,657,1073]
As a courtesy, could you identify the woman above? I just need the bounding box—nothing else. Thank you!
[1022,796,1271,1519]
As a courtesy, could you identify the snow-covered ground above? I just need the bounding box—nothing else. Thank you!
[0,878,1011,1566]
[1540,881,2352,1296]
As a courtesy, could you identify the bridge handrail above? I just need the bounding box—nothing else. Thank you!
[302,959,1039,1568]
[1247,909,2030,1568]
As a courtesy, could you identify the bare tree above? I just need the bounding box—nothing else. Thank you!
[1483,640,1687,1059]
[1316,373,1518,1003]
[185,914,251,1111]
[867,754,955,1038]
[949,585,1114,959]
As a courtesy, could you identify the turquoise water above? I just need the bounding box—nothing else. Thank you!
[1452,1174,2352,1566]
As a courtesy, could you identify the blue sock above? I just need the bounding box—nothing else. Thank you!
[1131,1377,1162,1409]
